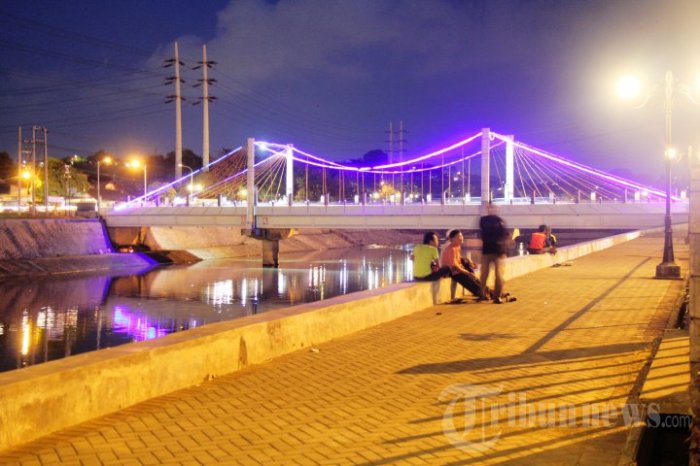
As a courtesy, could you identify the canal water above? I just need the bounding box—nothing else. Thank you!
[0,229,624,373]
[0,246,419,373]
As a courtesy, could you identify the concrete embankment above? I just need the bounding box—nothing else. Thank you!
[0,219,154,278]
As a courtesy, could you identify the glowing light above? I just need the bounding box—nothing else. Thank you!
[127,159,142,169]
[616,75,643,100]
[666,147,677,159]
[21,170,31,180]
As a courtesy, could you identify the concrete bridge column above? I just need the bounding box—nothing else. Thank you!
[262,238,279,268]
[481,128,490,204]
[504,135,514,202]
[246,138,255,229]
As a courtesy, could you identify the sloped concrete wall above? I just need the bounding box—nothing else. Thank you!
[134,226,420,259]
[0,219,112,260]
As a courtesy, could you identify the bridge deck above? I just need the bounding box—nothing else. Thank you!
[104,201,689,229]
[0,231,687,465]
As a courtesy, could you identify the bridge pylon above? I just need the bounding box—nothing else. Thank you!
[481,128,490,204]
[505,134,514,202]
[285,144,294,205]
[246,138,255,229]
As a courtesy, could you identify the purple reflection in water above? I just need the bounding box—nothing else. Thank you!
[112,306,169,341]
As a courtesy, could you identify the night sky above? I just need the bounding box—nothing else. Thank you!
[1,0,699,185]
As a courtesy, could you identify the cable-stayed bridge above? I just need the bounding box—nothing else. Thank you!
[104,129,688,231]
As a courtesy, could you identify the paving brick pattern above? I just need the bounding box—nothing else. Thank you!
[0,234,687,465]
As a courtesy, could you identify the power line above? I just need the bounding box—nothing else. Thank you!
[0,10,156,58]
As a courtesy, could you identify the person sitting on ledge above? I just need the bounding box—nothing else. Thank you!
[412,231,451,281]
[440,229,488,300]
[545,226,558,254]
[528,224,549,254]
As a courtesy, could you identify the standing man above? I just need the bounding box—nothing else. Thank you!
[479,206,512,304]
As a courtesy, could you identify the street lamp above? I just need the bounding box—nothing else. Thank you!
[96,156,112,212]
[127,159,148,198]
[179,163,194,206]
[617,70,700,278]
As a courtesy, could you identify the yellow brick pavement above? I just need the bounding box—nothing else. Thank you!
[0,234,688,466]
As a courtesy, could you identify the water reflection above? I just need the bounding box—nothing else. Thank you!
[0,246,415,373]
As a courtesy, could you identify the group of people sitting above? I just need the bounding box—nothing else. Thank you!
[412,227,515,304]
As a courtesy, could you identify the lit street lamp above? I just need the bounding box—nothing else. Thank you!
[617,70,699,278]
[96,156,112,212]
[179,163,194,206]
[127,159,148,198]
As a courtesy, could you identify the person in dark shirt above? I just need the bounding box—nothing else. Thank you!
[479,206,512,304]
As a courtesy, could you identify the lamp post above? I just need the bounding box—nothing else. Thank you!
[179,163,194,206]
[617,70,699,278]
[657,71,680,278]
[96,156,112,212]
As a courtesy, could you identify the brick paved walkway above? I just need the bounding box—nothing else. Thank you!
[0,234,688,465]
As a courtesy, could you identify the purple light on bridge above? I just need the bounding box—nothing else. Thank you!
[370,132,483,169]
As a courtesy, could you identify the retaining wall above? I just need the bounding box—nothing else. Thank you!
[0,229,643,452]
[0,219,112,260]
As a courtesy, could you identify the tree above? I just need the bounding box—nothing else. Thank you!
[362,149,388,166]
[0,151,15,181]
[47,158,90,199]
[165,149,203,178]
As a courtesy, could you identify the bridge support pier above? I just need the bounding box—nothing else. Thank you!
[262,238,279,268]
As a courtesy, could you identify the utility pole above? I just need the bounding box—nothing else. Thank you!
[194,44,216,171]
[16,127,22,209]
[398,121,407,196]
[31,126,37,215]
[386,122,394,187]
[42,127,49,212]
[164,42,185,180]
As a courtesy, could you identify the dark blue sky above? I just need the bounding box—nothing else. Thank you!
[1,0,699,184]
